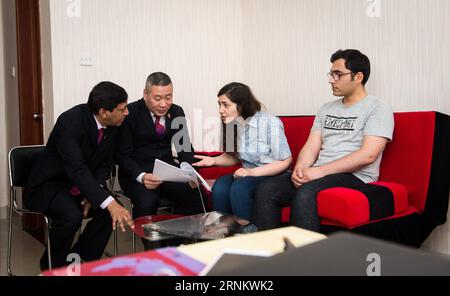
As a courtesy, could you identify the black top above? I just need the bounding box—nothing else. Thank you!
[116,99,195,182]
[24,104,119,212]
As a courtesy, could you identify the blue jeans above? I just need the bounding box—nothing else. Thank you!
[212,174,269,222]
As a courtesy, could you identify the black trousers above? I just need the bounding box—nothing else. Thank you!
[121,180,206,220]
[40,189,112,270]
[253,172,365,232]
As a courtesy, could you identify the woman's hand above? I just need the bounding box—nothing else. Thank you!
[192,155,216,167]
[233,168,253,178]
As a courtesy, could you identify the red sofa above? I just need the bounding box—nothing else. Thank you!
[199,111,450,246]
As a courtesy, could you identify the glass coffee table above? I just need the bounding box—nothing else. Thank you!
[142,211,255,241]
[133,214,183,242]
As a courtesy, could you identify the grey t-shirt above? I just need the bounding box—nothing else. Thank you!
[311,95,394,183]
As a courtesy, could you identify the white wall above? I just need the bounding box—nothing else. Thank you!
[40,0,55,140]
[242,0,450,116]
[46,0,450,137]
[1,0,20,217]
[47,0,244,150]
[0,0,7,216]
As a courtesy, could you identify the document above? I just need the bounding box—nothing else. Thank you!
[153,159,212,191]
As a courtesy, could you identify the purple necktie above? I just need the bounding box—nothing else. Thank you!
[70,128,105,196]
[154,116,165,136]
[97,128,105,144]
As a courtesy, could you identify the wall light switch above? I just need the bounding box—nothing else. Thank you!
[10,66,16,78]
[80,57,93,66]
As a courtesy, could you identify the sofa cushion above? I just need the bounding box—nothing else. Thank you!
[281,181,410,228]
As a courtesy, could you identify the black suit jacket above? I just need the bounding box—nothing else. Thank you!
[116,99,195,183]
[24,104,119,212]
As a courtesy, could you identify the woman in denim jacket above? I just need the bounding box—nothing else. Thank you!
[193,82,292,222]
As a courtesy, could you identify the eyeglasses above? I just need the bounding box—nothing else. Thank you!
[327,71,353,81]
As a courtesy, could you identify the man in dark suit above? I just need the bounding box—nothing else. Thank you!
[116,72,205,225]
[24,81,134,270]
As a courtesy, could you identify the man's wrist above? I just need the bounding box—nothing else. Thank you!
[100,196,114,209]
[105,198,117,210]
[136,172,146,184]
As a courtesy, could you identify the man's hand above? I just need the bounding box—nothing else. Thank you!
[192,155,216,167]
[233,168,253,178]
[81,198,92,218]
[106,200,134,232]
[291,166,326,188]
[143,173,163,190]
[291,167,305,188]
[301,167,326,182]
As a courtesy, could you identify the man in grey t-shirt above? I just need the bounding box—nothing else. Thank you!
[254,49,394,232]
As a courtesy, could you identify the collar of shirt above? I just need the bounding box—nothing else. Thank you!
[246,111,261,128]
[93,115,107,130]
[150,111,166,127]
[234,111,261,132]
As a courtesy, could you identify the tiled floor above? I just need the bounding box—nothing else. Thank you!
[0,218,143,276]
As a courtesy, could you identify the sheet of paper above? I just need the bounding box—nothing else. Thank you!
[180,162,212,192]
[152,159,193,183]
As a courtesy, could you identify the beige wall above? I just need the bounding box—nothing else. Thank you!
[46,0,450,135]
[240,0,450,255]
[242,0,450,116]
[47,0,243,150]
[1,0,20,215]
[0,0,6,214]
[40,0,54,140]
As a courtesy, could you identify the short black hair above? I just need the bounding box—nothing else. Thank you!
[145,72,172,90]
[218,82,261,119]
[87,81,128,114]
[330,49,371,85]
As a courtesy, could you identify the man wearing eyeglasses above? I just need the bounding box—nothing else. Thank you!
[254,49,394,232]
[24,82,134,270]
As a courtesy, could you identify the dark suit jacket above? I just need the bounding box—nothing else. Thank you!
[24,104,119,213]
[116,99,195,184]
